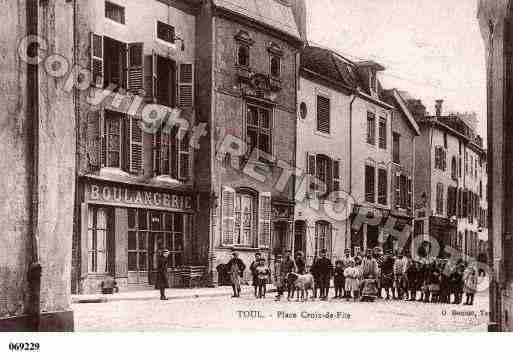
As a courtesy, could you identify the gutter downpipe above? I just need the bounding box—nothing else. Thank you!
[347,92,357,250]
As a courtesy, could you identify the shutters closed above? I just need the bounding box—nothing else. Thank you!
[127,43,144,94]
[91,33,104,87]
[316,95,330,133]
[178,63,194,108]
[258,192,272,248]
[222,187,236,246]
[307,152,316,193]
[87,110,102,168]
[129,117,143,174]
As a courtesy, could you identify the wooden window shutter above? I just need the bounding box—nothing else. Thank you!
[129,116,143,174]
[307,152,316,193]
[178,130,190,180]
[80,203,89,278]
[90,33,104,88]
[222,186,236,246]
[144,52,157,102]
[333,159,341,193]
[178,63,194,108]
[316,95,330,133]
[127,43,144,94]
[395,172,401,205]
[258,192,272,248]
[407,176,412,208]
[86,110,102,169]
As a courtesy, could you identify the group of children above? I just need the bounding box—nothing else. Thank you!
[237,249,481,306]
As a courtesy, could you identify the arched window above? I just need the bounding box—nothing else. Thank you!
[237,45,250,67]
[451,156,458,180]
[315,220,332,255]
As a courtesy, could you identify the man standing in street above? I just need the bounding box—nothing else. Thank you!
[362,249,379,279]
[315,249,333,301]
[295,251,306,275]
[281,250,296,300]
[341,249,353,298]
[155,239,170,300]
[227,251,246,298]
[249,252,261,298]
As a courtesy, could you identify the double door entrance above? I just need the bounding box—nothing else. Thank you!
[127,209,187,285]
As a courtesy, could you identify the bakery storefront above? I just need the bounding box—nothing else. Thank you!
[76,178,196,294]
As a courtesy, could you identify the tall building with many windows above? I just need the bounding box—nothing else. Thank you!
[73,0,200,293]
[195,0,304,284]
[414,101,487,261]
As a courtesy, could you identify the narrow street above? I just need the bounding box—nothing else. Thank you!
[73,291,489,332]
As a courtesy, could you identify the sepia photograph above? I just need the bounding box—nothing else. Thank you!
[0,0,511,346]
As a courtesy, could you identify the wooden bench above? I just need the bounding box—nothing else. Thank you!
[180,266,206,288]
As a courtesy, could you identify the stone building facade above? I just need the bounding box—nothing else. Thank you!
[195,0,304,284]
[381,89,420,254]
[414,102,487,261]
[72,0,201,294]
[1,0,75,330]
[295,46,353,266]
[477,0,512,332]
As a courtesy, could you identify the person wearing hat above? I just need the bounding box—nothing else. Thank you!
[249,252,262,298]
[314,249,333,300]
[295,251,306,275]
[227,251,246,298]
[361,248,379,279]
[155,239,170,300]
[278,250,296,300]
[341,249,353,298]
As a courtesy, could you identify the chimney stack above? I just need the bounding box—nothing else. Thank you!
[435,99,443,117]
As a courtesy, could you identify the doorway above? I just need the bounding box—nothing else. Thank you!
[294,220,306,254]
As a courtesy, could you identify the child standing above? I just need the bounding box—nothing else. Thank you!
[344,260,360,301]
[333,260,345,299]
[255,258,270,298]
[464,267,477,305]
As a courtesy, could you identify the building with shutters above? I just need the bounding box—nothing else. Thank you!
[381,89,420,254]
[72,0,200,294]
[413,100,488,261]
[194,0,305,284]
[294,45,353,265]
[348,61,394,255]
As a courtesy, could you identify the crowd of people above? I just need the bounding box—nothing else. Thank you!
[225,247,482,306]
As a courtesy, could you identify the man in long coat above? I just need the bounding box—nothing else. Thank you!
[315,249,333,300]
[227,251,246,298]
[155,241,170,300]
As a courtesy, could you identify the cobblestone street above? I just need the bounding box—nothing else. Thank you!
[73,290,489,332]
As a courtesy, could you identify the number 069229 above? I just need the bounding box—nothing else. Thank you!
[8,342,40,351]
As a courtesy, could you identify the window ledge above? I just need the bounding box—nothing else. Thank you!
[105,18,126,27]
[150,175,182,186]
[100,167,133,179]
[155,38,178,50]
[314,130,332,138]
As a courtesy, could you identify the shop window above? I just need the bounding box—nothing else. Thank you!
[315,221,332,255]
[392,132,400,164]
[157,21,175,44]
[316,95,330,134]
[367,112,376,145]
[378,168,388,205]
[105,1,125,24]
[246,103,272,158]
[365,165,375,203]
[378,117,387,149]
[88,207,108,273]
[128,209,187,271]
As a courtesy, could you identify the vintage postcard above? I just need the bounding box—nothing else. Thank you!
[1,0,511,340]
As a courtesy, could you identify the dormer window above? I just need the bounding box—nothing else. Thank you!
[267,42,283,79]
[234,30,254,68]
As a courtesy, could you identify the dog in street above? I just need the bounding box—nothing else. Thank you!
[287,273,314,301]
